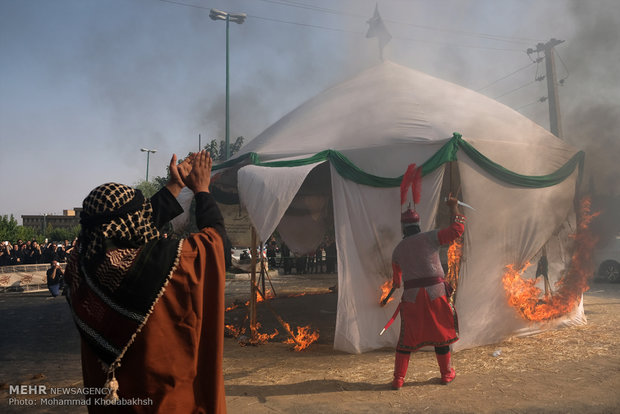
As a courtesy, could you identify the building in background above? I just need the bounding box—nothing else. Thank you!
[22,208,82,232]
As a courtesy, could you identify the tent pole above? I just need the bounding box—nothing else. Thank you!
[250,227,258,341]
[260,242,266,295]
[449,162,453,195]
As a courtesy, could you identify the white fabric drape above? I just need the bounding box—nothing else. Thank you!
[331,167,445,353]
[237,163,321,242]
[453,141,583,350]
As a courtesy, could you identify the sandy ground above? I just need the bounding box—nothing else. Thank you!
[1,275,619,413]
[224,278,620,414]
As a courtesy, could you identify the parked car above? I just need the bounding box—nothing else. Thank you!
[594,235,620,283]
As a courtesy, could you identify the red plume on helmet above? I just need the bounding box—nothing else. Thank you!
[400,163,422,224]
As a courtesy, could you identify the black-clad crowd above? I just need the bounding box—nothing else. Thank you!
[0,239,77,266]
[265,235,338,275]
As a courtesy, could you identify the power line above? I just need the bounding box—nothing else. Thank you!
[157,0,539,50]
[492,80,537,100]
[256,0,542,45]
[249,14,363,34]
[516,97,546,111]
[475,62,536,91]
[158,0,364,34]
[391,34,524,52]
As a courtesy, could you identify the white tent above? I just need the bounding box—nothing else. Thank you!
[211,61,586,354]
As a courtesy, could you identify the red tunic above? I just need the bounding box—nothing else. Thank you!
[392,220,464,352]
[80,227,227,413]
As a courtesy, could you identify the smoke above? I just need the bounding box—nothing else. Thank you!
[562,0,620,196]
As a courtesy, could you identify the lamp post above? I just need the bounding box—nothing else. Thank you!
[210,8,246,160]
[140,148,157,182]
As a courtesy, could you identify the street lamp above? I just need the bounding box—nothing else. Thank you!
[140,148,157,182]
[210,8,246,160]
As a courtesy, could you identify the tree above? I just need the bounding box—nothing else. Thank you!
[0,215,19,242]
[134,180,162,199]
[48,225,80,243]
[206,136,244,161]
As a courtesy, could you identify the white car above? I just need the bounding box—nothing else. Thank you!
[594,235,620,283]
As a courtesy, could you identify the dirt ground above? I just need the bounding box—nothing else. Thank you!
[1,277,618,413]
[223,282,620,414]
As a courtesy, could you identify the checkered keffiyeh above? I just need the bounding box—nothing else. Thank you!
[66,182,183,379]
[79,183,160,261]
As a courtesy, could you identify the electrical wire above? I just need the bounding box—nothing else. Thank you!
[492,80,536,99]
[516,98,544,111]
[555,49,570,82]
[475,61,536,91]
[255,0,542,45]
[157,0,540,50]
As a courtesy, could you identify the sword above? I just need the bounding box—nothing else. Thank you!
[444,197,476,211]
[379,303,401,335]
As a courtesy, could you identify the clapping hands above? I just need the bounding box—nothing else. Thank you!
[166,151,213,197]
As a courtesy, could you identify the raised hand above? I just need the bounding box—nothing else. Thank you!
[183,150,213,194]
[166,154,188,197]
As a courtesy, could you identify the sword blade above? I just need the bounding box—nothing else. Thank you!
[444,197,476,211]
[457,200,476,211]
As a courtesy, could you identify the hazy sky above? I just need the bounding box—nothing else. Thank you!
[1,0,619,223]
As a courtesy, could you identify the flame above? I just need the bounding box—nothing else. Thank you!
[379,280,394,305]
[283,322,320,351]
[502,197,600,321]
[445,238,463,291]
[250,322,279,345]
[225,324,243,337]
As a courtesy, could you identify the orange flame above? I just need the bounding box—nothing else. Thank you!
[283,322,320,351]
[502,197,600,321]
[250,322,279,345]
[379,280,394,305]
[225,324,244,337]
[445,238,463,291]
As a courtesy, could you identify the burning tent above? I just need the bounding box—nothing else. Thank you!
[206,61,586,353]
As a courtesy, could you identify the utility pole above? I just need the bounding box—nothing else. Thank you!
[528,38,564,139]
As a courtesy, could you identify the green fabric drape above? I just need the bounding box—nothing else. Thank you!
[212,133,584,189]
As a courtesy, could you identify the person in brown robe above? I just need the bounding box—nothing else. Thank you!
[65,151,226,413]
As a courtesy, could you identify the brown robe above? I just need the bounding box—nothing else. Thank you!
[81,227,226,413]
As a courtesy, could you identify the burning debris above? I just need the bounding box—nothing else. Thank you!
[225,290,321,351]
[502,197,600,321]
[283,322,320,351]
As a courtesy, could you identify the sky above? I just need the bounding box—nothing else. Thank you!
[1,0,619,223]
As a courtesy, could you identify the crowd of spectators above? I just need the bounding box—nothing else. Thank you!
[273,236,338,275]
[0,238,77,266]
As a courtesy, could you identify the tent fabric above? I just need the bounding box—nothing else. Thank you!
[331,166,444,352]
[454,144,582,351]
[211,61,586,354]
[237,163,322,243]
[214,135,584,189]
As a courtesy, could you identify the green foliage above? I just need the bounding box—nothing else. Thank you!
[0,215,19,242]
[134,180,162,199]
[17,225,39,242]
[0,214,78,244]
[47,225,80,243]
[206,136,244,161]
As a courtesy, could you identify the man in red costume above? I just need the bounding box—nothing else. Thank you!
[65,151,227,413]
[390,194,465,389]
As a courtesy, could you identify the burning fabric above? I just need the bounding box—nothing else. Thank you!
[503,197,599,322]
